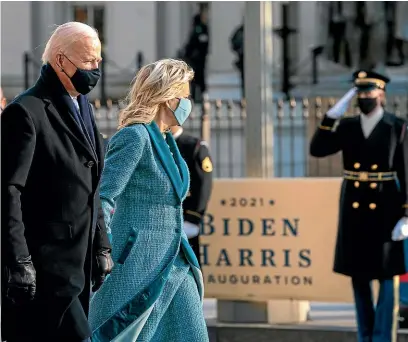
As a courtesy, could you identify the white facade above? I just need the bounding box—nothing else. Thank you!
[0,1,337,100]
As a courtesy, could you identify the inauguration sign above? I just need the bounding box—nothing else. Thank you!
[200,178,356,303]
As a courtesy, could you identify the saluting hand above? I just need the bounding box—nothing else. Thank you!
[326,87,357,119]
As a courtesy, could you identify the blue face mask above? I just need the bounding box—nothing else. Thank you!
[169,98,192,126]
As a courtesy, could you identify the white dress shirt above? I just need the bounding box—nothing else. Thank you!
[172,127,183,140]
[71,96,80,112]
[360,107,384,138]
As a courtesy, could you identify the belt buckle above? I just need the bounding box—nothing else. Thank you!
[359,172,369,181]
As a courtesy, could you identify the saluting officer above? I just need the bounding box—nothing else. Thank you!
[171,126,213,265]
[310,70,408,342]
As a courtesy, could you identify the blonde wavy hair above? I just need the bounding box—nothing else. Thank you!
[118,58,194,129]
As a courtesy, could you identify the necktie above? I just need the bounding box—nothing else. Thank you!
[71,103,84,133]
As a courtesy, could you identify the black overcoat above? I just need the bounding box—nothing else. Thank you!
[175,131,213,265]
[310,112,408,280]
[175,132,213,225]
[1,67,111,341]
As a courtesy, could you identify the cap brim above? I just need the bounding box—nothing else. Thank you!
[356,84,383,92]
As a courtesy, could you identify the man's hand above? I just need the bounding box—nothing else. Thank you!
[92,248,114,292]
[5,255,36,305]
[326,87,357,119]
[392,217,408,241]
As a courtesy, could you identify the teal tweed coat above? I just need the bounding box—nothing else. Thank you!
[88,122,209,342]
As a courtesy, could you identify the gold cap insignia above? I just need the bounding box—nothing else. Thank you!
[358,71,367,78]
[202,156,213,173]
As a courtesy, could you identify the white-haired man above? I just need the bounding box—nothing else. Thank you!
[1,22,113,342]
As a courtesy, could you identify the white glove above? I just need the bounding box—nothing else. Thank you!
[392,217,408,241]
[184,221,200,238]
[326,87,357,119]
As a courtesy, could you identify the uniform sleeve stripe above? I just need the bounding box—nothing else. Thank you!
[185,210,202,218]
[319,125,332,131]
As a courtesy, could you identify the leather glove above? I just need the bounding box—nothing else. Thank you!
[184,221,200,239]
[326,87,357,119]
[392,217,408,241]
[92,249,114,292]
[5,255,36,305]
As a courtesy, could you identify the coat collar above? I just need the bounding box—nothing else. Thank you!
[35,64,98,161]
[144,122,189,201]
[42,95,98,161]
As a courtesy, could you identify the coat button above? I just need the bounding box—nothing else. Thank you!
[370,183,378,189]
[354,181,360,188]
[86,161,95,168]
[352,202,359,209]
[354,163,361,169]
[371,164,378,170]
[369,203,377,210]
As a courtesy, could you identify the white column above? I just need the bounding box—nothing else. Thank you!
[216,1,310,324]
[244,0,274,178]
[156,2,182,59]
[31,1,56,73]
[53,2,70,25]
[298,1,320,62]
[105,2,156,68]
[208,1,245,72]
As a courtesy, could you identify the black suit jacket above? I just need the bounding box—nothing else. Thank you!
[1,73,111,340]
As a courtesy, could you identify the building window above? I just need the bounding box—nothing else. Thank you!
[73,5,105,44]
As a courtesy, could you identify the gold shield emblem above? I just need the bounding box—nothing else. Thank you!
[358,71,367,78]
[202,156,213,173]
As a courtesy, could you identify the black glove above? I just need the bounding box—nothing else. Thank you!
[5,255,36,305]
[92,249,114,292]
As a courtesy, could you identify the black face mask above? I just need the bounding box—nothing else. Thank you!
[357,98,378,115]
[60,54,101,95]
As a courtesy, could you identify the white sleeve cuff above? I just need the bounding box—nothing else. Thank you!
[184,221,200,238]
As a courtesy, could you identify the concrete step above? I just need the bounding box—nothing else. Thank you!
[204,299,408,342]
[207,323,408,342]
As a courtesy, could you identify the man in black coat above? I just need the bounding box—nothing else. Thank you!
[310,70,408,342]
[171,126,213,266]
[1,22,113,342]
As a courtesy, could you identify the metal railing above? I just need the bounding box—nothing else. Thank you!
[93,96,408,179]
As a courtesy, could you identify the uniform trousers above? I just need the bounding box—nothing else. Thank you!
[352,276,399,342]
[189,235,201,267]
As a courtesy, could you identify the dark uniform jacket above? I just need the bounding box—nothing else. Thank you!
[184,14,209,101]
[1,65,111,341]
[184,15,209,70]
[310,112,408,280]
[230,24,244,70]
[175,131,213,225]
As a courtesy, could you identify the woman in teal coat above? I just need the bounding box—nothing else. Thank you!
[89,59,209,342]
